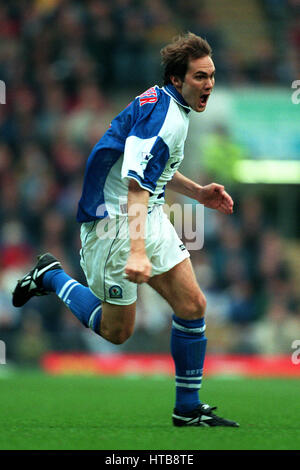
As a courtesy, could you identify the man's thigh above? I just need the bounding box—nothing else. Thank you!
[148,258,206,319]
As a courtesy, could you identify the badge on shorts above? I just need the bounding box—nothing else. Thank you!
[109,285,123,299]
[179,243,186,251]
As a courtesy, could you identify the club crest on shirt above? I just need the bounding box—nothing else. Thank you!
[109,285,123,299]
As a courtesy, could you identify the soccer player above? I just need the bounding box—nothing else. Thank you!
[13,33,239,427]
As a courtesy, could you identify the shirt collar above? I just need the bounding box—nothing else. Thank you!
[163,84,191,113]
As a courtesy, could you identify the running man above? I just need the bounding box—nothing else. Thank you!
[13,33,239,427]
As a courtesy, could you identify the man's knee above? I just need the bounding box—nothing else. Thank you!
[100,302,135,345]
[100,322,134,345]
[175,291,207,320]
[108,328,132,345]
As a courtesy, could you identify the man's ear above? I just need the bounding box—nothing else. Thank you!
[170,75,183,90]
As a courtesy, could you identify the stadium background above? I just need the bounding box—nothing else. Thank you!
[0,0,299,372]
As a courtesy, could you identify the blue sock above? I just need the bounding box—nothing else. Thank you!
[43,269,102,335]
[170,314,207,413]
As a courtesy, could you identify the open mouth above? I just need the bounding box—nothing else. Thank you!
[199,94,210,106]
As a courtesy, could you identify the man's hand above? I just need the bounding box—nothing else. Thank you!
[197,183,234,214]
[167,172,233,215]
[125,251,152,284]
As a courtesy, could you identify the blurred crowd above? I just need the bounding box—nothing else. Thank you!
[0,0,299,364]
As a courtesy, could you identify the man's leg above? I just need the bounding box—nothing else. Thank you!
[12,253,136,345]
[149,257,207,413]
[148,257,239,427]
[43,265,136,344]
[100,302,136,345]
[42,267,103,335]
[149,257,206,319]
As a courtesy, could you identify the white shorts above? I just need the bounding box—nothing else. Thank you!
[79,205,190,305]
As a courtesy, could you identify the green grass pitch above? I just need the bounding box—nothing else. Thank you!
[0,370,299,450]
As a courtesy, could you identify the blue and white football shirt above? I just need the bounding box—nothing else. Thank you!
[77,84,191,222]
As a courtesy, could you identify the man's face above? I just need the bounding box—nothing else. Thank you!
[172,55,215,112]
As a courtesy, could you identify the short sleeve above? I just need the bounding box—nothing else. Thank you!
[121,87,172,193]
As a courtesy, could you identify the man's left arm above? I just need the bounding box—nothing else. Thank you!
[167,171,234,215]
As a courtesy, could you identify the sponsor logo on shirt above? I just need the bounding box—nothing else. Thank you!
[140,152,154,174]
[138,87,158,106]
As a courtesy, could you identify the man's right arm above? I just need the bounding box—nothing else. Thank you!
[124,179,152,284]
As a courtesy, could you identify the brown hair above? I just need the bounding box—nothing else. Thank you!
[160,32,212,85]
